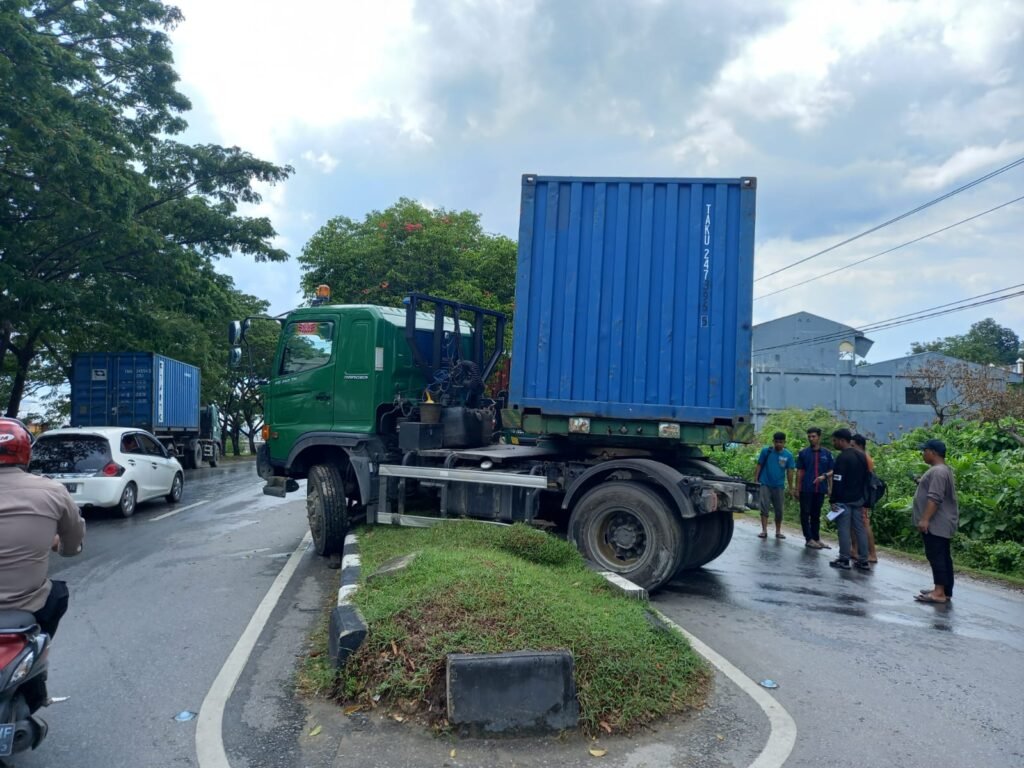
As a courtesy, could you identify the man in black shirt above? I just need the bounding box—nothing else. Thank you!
[828,428,870,571]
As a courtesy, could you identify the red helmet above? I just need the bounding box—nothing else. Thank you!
[0,417,32,466]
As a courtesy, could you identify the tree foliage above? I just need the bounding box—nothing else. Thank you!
[1,0,292,417]
[298,198,517,347]
[910,318,1022,366]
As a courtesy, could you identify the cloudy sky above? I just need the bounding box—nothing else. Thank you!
[168,0,1024,364]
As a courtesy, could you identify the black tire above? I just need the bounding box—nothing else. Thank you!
[166,472,184,504]
[118,482,138,518]
[568,481,684,592]
[208,444,219,468]
[676,511,735,573]
[191,442,203,469]
[307,464,349,557]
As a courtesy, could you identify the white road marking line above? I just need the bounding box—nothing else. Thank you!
[150,501,206,522]
[654,611,798,768]
[196,531,313,768]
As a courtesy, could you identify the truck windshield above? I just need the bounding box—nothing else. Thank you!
[29,435,112,474]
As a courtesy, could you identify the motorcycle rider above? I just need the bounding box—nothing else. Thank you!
[0,417,85,637]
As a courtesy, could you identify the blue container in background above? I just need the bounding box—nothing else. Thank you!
[70,353,201,432]
[509,175,756,425]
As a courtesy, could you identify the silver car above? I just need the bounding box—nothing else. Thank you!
[29,427,184,517]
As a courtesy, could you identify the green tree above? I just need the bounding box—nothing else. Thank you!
[0,1,291,416]
[910,318,1022,366]
[298,198,517,348]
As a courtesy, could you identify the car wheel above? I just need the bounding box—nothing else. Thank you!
[118,482,138,518]
[166,472,184,504]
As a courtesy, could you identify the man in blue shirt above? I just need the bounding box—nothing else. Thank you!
[755,431,795,539]
[796,427,834,550]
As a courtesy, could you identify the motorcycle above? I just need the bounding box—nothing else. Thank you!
[0,611,51,761]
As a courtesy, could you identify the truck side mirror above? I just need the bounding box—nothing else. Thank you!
[228,321,242,346]
[242,318,252,337]
[229,347,242,368]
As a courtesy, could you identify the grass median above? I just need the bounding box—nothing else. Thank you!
[299,522,710,735]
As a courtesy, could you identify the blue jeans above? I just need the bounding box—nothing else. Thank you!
[834,501,869,564]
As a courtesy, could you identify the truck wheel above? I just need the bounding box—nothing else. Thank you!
[208,444,219,468]
[307,464,349,557]
[118,482,138,518]
[568,481,683,592]
[676,512,734,573]
[191,442,203,469]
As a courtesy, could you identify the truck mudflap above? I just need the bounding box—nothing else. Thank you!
[256,444,273,480]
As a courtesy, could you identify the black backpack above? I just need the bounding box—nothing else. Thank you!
[864,472,887,508]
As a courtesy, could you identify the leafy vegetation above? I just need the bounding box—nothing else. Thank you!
[708,409,1024,578]
[300,522,710,735]
[910,318,1022,367]
[1,1,290,421]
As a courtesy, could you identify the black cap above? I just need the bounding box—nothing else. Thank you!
[920,439,946,457]
[832,428,853,441]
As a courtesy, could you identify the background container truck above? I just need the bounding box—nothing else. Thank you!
[235,174,757,591]
[70,352,222,469]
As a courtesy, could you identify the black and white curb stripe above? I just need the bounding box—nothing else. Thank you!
[328,533,368,668]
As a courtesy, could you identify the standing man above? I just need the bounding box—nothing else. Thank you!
[755,431,795,540]
[850,434,879,563]
[796,427,834,550]
[0,417,86,637]
[827,428,870,571]
[914,439,958,604]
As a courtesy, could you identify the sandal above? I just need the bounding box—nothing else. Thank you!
[914,593,949,604]
[758,532,768,539]
[775,533,786,539]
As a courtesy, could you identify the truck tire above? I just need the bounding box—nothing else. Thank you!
[208,444,219,468]
[307,464,349,557]
[676,512,735,573]
[191,442,203,470]
[568,481,684,592]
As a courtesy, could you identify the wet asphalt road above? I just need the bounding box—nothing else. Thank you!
[11,459,325,768]
[655,516,1024,768]
[11,477,1024,768]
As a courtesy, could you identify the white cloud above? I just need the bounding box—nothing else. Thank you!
[904,140,1024,191]
[301,150,339,174]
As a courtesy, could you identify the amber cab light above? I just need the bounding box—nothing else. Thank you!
[262,424,270,441]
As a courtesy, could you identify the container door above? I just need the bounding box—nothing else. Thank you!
[267,318,337,461]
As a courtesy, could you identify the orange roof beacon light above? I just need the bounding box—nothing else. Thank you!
[312,284,331,306]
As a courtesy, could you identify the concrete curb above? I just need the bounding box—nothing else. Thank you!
[328,533,368,668]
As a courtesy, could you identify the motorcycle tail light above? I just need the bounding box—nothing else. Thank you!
[11,650,35,685]
[0,634,26,669]
[99,462,125,477]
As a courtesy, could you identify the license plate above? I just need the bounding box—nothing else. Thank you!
[0,722,14,757]
[63,483,78,493]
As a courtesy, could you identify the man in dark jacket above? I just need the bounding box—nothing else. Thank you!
[827,428,870,571]
[795,427,834,549]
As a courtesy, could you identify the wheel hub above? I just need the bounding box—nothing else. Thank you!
[601,512,647,563]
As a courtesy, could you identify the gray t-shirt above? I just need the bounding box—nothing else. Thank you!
[912,463,959,539]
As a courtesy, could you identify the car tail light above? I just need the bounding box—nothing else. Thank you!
[0,633,26,669]
[99,462,125,477]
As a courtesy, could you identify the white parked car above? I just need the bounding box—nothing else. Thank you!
[29,427,184,517]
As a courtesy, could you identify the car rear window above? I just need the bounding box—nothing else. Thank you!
[29,435,112,474]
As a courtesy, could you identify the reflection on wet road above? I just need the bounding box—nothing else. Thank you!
[656,516,1024,768]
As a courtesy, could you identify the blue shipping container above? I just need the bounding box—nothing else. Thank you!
[510,175,756,424]
[70,353,201,432]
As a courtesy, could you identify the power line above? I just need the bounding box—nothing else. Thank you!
[753,154,1024,283]
[752,283,1024,354]
[754,194,1024,301]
